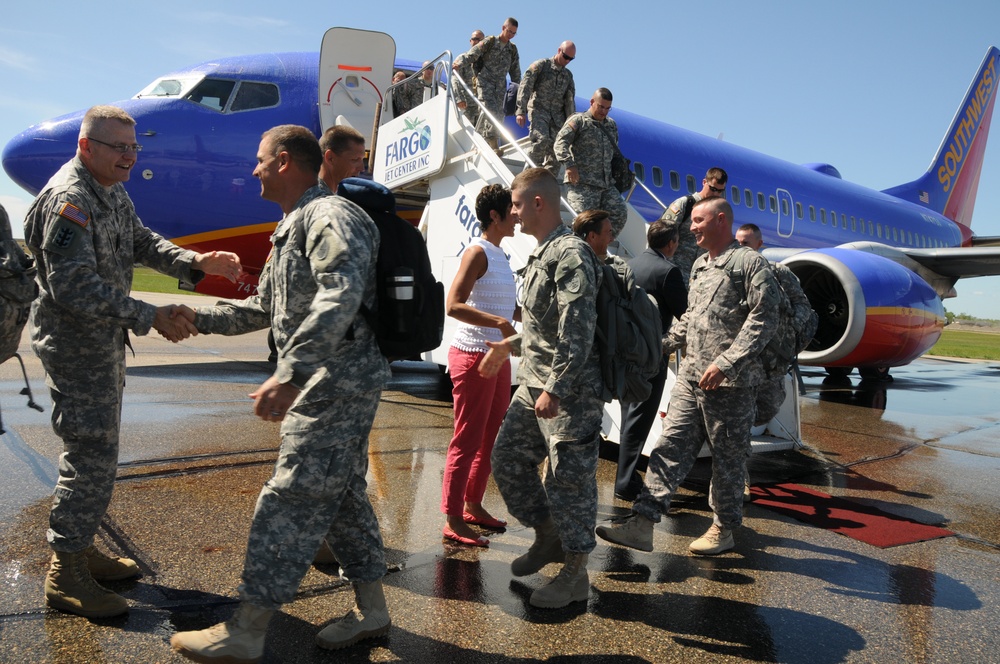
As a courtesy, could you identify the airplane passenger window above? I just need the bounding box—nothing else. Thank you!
[730,186,740,205]
[670,171,680,190]
[809,205,816,221]
[908,231,913,245]
[185,78,237,112]
[686,175,696,193]
[230,82,280,112]
[893,228,899,242]
[852,217,858,232]
[634,162,645,182]
[652,167,663,188]
[876,224,882,238]
[769,196,777,213]
[868,221,874,235]
[831,210,837,227]
[744,189,753,207]
[841,214,847,229]
[795,202,802,219]
[757,193,765,210]
[820,209,826,224]
[780,199,789,216]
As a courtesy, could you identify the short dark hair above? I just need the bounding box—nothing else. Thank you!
[511,167,560,206]
[706,167,728,185]
[594,87,613,102]
[505,17,518,28]
[647,219,678,249]
[572,209,610,239]
[475,184,511,230]
[262,125,322,175]
[738,223,761,235]
[319,125,365,156]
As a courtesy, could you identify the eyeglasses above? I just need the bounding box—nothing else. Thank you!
[707,184,725,194]
[87,137,143,153]
[559,49,575,62]
[471,36,482,43]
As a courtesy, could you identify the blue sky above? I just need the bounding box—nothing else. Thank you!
[2,1,999,317]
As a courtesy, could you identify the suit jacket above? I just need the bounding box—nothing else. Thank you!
[628,247,687,333]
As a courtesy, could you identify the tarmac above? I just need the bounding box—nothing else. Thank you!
[0,292,998,663]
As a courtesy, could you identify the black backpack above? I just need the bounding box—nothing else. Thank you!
[594,257,664,403]
[337,178,445,361]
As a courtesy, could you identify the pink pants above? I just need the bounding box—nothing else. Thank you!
[441,345,511,516]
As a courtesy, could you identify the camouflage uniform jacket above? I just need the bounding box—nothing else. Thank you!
[515,57,575,123]
[510,225,602,398]
[393,77,426,117]
[195,185,389,396]
[666,242,781,387]
[554,111,619,188]
[452,51,479,107]
[24,157,200,385]
[461,35,521,99]
[660,192,703,285]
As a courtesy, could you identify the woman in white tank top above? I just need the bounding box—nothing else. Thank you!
[441,184,520,547]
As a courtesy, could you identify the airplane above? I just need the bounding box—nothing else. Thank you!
[3,29,998,381]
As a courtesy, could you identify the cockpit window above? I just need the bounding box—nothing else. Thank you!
[229,82,280,112]
[135,75,203,98]
[185,78,237,112]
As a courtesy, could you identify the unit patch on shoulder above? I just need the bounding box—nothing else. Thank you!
[58,202,90,228]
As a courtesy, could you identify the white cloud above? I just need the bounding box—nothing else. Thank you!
[187,12,290,30]
[0,45,36,72]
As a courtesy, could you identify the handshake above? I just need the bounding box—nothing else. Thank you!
[153,304,199,342]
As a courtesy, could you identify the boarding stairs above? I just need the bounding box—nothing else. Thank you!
[320,30,801,456]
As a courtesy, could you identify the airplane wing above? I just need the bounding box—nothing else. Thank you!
[903,247,1000,279]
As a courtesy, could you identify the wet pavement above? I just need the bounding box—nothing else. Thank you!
[0,292,997,663]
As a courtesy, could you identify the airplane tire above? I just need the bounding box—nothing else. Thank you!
[824,366,853,378]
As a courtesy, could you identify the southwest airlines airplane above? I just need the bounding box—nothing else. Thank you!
[3,33,998,378]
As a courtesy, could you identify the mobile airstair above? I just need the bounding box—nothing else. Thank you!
[320,28,802,456]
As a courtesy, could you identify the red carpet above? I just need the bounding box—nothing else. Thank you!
[750,483,955,548]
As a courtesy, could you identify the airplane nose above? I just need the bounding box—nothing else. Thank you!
[2,110,84,196]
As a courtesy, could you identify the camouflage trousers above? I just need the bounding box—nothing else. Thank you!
[239,389,385,610]
[474,80,507,140]
[526,111,565,176]
[634,379,753,530]
[46,364,125,553]
[491,384,603,553]
[565,183,628,238]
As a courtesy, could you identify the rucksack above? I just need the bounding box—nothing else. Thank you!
[594,256,664,403]
[0,203,43,432]
[722,247,818,377]
[336,178,445,362]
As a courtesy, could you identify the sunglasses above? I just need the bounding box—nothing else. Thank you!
[559,49,575,62]
[708,184,725,194]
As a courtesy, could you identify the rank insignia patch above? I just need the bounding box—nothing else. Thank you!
[58,202,90,227]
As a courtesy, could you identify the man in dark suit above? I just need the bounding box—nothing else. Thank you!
[614,220,688,500]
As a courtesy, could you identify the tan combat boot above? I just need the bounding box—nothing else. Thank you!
[689,523,735,555]
[529,552,590,608]
[315,580,391,650]
[170,602,273,664]
[85,545,139,581]
[511,516,565,576]
[44,550,129,618]
[595,512,655,552]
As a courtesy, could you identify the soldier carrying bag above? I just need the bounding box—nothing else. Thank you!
[597,122,635,194]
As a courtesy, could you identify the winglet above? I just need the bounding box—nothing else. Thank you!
[883,47,999,227]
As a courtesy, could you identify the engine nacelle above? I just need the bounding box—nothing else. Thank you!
[781,248,945,368]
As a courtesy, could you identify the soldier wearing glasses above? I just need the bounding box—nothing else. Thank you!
[515,41,577,176]
[453,29,485,125]
[23,105,242,618]
[660,166,729,285]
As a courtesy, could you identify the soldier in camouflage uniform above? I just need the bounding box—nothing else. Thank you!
[515,41,577,175]
[597,198,781,556]
[459,17,521,148]
[735,223,812,427]
[453,29,485,126]
[659,167,728,285]
[23,106,242,619]
[479,169,603,609]
[554,88,628,238]
[170,126,391,663]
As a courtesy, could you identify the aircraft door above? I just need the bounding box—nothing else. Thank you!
[776,188,794,238]
[319,28,396,146]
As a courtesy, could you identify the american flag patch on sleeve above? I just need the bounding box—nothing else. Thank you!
[58,202,90,227]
